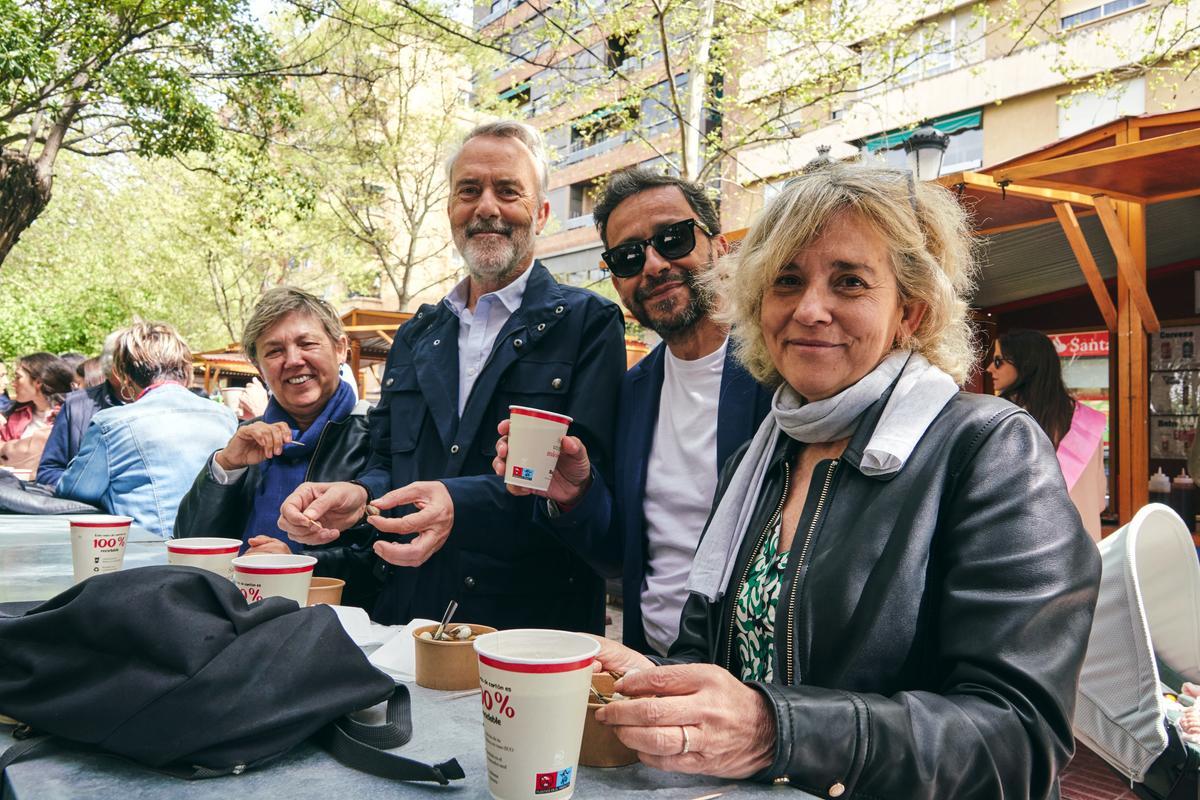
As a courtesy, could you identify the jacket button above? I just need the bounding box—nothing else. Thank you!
[514,339,524,349]
[450,444,460,454]
[537,323,546,331]
[464,576,476,590]
[551,378,563,389]
[828,782,845,797]
[385,377,394,387]
[554,305,564,314]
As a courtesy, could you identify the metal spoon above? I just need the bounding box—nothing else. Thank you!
[433,599,459,641]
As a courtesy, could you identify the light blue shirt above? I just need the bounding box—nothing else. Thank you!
[443,266,533,415]
[57,385,238,538]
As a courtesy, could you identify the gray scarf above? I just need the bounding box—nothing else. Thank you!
[685,351,959,602]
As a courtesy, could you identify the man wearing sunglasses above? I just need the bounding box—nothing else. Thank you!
[279,120,626,633]
[494,168,772,655]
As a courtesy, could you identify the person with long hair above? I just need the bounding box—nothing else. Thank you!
[0,353,75,472]
[987,328,1107,540]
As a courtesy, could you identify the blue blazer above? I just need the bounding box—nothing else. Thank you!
[357,262,626,632]
[540,341,772,653]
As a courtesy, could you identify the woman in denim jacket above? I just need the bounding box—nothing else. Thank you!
[57,322,236,538]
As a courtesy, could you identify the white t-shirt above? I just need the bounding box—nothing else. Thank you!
[640,339,727,655]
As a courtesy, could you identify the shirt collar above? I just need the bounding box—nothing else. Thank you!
[443,262,534,319]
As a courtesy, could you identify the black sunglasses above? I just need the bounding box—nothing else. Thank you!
[601,219,715,279]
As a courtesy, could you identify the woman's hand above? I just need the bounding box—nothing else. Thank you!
[491,419,592,507]
[585,634,655,675]
[244,535,291,556]
[594,663,776,779]
[214,421,292,471]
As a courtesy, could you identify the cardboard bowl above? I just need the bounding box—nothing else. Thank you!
[306,577,345,606]
[580,672,638,767]
[412,623,498,690]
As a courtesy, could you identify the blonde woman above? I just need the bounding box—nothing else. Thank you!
[56,322,236,537]
[585,163,1101,799]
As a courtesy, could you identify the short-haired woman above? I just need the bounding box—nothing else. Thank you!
[57,322,237,537]
[586,163,1101,798]
[175,287,378,606]
[0,353,75,472]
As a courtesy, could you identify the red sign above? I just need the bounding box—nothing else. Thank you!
[1048,331,1109,358]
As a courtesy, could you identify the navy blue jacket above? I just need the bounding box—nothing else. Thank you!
[357,262,626,631]
[538,341,772,654]
[36,382,123,488]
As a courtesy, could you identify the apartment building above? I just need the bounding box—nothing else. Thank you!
[475,0,1199,278]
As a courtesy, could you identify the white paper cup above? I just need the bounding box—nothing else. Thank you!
[232,554,316,605]
[504,406,572,493]
[473,629,600,800]
[220,386,244,412]
[69,515,132,583]
[167,537,242,580]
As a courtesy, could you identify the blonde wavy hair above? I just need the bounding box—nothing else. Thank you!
[111,321,193,389]
[717,161,978,387]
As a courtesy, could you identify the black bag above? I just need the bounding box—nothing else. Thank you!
[0,566,463,784]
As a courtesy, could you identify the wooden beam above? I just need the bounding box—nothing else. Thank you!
[998,127,1200,185]
[942,171,1096,206]
[1094,195,1159,333]
[1053,202,1118,333]
[377,330,394,345]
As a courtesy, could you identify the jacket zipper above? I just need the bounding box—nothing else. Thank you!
[301,420,335,483]
[721,462,790,671]
[784,459,838,686]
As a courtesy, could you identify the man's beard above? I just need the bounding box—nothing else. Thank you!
[629,262,714,341]
[454,219,534,285]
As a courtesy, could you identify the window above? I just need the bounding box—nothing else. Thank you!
[568,178,603,226]
[1057,77,1145,138]
[606,34,632,70]
[1061,0,1146,29]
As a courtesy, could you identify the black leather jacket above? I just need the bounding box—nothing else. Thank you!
[669,391,1101,799]
[173,403,381,608]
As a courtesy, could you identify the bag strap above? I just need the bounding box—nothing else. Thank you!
[0,732,50,776]
[317,684,464,785]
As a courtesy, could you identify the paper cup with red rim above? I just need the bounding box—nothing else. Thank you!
[473,629,600,800]
[68,515,132,583]
[504,406,572,493]
[167,537,242,580]
[232,554,317,605]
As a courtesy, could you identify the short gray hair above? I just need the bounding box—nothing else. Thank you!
[242,287,346,364]
[445,120,550,199]
[111,322,193,388]
[718,161,978,386]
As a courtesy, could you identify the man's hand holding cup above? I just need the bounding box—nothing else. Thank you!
[493,415,592,509]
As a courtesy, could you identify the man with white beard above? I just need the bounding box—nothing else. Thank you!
[278,121,626,631]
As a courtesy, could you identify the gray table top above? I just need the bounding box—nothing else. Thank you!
[0,515,812,799]
[0,515,166,603]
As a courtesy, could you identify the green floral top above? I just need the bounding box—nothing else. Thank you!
[734,515,790,682]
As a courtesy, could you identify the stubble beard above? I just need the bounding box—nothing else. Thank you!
[630,261,715,343]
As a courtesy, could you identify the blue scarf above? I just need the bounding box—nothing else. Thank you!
[242,379,357,553]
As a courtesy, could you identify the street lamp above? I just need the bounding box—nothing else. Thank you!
[904,124,950,180]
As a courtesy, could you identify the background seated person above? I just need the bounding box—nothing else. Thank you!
[582,163,1102,798]
[174,287,378,607]
[76,356,104,389]
[57,322,237,537]
[36,333,125,489]
[0,353,75,473]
